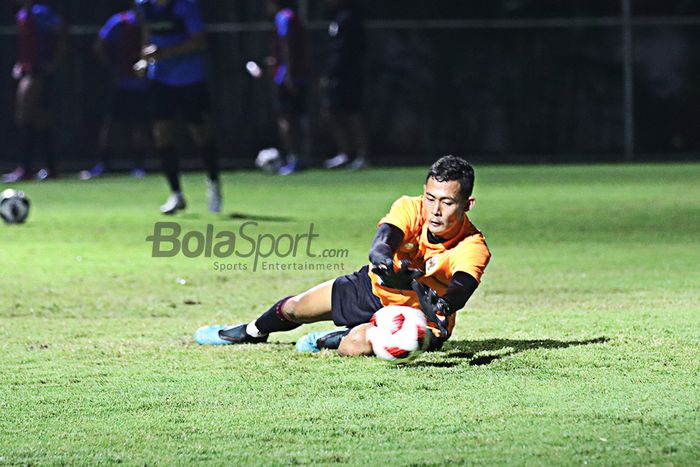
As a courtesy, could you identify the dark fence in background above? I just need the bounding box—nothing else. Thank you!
[1,0,699,170]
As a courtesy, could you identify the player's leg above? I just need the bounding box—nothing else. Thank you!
[339,80,368,170]
[294,266,384,354]
[30,75,57,180]
[152,83,185,214]
[4,74,40,181]
[83,87,139,179]
[276,84,308,175]
[281,279,334,322]
[195,266,381,348]
[323,79,367,169]
[195,280,335,345]
[97,114,113,168]
[184,83,221,213]
[188,119,221,214]
[276,113,303,170]
[130,88,152,177]
[323,112,351,169]
[347,113,369,170]
[155,120,178,181]
[319,79,346,169]
[130,123,148,177]
[155,118,184,213]
[228,279,334,339]
[187,118,218,181]
[80,113,112,180]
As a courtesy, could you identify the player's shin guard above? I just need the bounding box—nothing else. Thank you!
[253,296,301,335]
[159,146,181,192]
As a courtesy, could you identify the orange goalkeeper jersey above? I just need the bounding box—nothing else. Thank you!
[368,195,491,335]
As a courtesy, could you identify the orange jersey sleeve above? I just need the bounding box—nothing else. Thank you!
[447,234,491,283]
[377,196,422,241]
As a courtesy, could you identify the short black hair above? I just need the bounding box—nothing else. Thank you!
[426,155,475,200]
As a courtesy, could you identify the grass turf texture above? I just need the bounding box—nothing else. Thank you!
[1,164,699,465]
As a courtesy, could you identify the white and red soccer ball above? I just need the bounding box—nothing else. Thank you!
[367,306,430,363]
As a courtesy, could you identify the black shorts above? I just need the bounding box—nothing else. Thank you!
[331,265,446,352]
[321,77,364,114]
[109,88,151,122]
[275,82,308,116]
[152,81,211,124]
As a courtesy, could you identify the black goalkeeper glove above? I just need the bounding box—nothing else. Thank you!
[410,280,451,337]
[371,259,425,290]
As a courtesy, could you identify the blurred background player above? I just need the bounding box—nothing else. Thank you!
[80,4,150,180]
[265,0,309,175]
[3,0,66,183]
[135,0,221,214]
[320,0,369,171]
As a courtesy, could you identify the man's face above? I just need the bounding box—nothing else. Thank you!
[421,177,471,237]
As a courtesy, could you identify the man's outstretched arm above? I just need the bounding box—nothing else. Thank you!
[368,223,403,267]
[441,271,479,314]
[411,271,478,337]
[368,224,425,289]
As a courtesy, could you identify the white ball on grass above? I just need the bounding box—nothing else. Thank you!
[366,305,430,363]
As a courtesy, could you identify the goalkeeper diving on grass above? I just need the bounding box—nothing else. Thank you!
[195,156,491,356]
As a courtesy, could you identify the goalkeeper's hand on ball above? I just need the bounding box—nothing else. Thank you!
[372,259,424,290]
[410,280,451,337]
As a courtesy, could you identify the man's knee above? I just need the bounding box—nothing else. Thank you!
[283,295,332,324]
[282,295,317,323]
[282,295,302,322]
[337,324,373,357]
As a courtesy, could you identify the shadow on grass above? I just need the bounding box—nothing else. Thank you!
[227,212,294,222]
[415,337,609,368]
[176,212,293,222]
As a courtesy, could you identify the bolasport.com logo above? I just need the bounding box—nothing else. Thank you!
[145,221,349,272]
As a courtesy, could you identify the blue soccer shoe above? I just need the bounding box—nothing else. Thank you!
[295,329,349,353]
[194,325,232,345]
[194,324,269,345]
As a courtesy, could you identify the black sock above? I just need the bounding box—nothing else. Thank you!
[254,297,301,334]
[158,146,180,192]
[37,129,56,173]
[18,125,34,173]
[199,143,219,182]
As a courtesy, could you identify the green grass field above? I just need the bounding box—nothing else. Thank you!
[1,164,699,465]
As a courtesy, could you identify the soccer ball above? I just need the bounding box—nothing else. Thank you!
[0,189,30,224]
[255,147,283,173]
[367,306,430,363]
